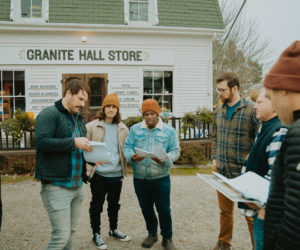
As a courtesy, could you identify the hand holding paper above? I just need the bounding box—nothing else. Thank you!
[83,141,110,163]
[134,146,172,165]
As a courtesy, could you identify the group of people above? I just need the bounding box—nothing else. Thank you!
[34,40,300,250]
[212,40,300,250]
[35,85,180,250]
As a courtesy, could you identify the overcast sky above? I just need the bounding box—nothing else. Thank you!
[218,0,300,73]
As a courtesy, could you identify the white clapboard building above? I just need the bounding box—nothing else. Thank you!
[0,0,224,121]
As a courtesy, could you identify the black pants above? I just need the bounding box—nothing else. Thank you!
[89,173,122,234]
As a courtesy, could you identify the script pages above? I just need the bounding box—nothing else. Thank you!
[83,141,111,179]
[213,171,270,206]
[134,145,173,165]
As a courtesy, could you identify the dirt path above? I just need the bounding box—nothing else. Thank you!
[0,176,252,249]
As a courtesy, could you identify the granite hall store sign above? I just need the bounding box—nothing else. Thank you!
[1,47,173,65]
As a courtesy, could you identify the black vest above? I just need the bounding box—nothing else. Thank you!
[245,116,283,177]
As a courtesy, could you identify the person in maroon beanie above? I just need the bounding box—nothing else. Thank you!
[263,40,300,250]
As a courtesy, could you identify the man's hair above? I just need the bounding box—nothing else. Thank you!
[216,72,240,89]
[96,106,121,124]
[62,79,90,97]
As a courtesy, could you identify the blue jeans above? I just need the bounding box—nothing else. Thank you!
[253,216,264,250]
[134,175,172,239]
[40,184,84,250]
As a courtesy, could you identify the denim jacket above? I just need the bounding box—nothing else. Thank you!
[123,118,180,180]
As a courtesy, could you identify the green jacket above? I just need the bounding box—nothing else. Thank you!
[35,99,87,182]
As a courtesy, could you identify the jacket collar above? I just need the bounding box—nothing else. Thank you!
[141,117,163,130]
[95,119,127,130]
[293,110,300,121]
[55,99,83,119]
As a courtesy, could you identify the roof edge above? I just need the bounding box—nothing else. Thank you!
[0,22,224,36]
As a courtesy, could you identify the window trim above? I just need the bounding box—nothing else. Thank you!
[10,0,49,23]
[124,0,158,26]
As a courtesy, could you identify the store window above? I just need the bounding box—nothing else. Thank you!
[129,0,148,21]
[0,71,26,122]
[124,0,158,25]
[10,0,49,22]
[143,71,173,116]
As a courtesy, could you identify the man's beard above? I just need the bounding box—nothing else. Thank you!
[221,92,233,104]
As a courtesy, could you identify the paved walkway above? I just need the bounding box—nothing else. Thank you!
[0,176,252,249]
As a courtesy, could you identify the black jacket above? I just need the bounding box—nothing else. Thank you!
[264,110,300,250]
[35,99,87,182]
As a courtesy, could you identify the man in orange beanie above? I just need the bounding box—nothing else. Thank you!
[123,99,180,250]
[263,41,300,250]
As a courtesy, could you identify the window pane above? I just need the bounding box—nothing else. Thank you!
[0,71,2,94]
[153,95,162,110]
[140,2,148,21]
[0,98,3,122]
[89,77,104,107]
[21,0,31,18]
[129,0,148,21]
[162,95,172,112]
[3,71,13,96]
[143,71,152,94]
[90,97,102,107]
[32,0,42,18]
[14,71,25,96]
[154,71,163,93]
[143,95,152,101]
[15,97,26,112]
[129,3,139,21]
[3,97,13,120]
[164,71,173,94]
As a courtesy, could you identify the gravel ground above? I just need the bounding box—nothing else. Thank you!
[0,176,252,250]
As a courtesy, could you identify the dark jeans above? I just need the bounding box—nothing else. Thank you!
[89,173,122,234]
[253,216,264,250]
[134,175,172,239]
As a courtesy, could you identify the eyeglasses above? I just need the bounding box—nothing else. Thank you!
[216,87,229,94]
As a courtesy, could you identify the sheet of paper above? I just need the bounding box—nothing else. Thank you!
[197,173,262,205]
[134,145,172,165]
[83,141,110,163]
[213,171,269,205]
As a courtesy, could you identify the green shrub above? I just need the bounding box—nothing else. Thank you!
[0,110,35,143]
[182,108,214,133]
[175,141,207,165]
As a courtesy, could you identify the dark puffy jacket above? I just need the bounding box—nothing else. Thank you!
[35,99,87,182]
[264,112,300,250]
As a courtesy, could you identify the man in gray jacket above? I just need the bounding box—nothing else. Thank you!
[35,79,92,249]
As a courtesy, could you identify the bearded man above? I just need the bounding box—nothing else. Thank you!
[212,72,259,250]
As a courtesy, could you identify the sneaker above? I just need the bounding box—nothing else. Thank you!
[142,234,158,248]
[109,229,131,242]
[92,233,107,249]
[213,240,231,250]
[162,238,176,250]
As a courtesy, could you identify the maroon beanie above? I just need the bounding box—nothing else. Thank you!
[264,40,300,91]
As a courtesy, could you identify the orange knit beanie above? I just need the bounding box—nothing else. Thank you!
[142,99,160,115]
[102,93,120,110]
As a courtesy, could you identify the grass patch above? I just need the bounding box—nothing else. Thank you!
[171,167,212,176]
[126,167,212,176]
[1,175,34,184]
[1,167,212,184]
